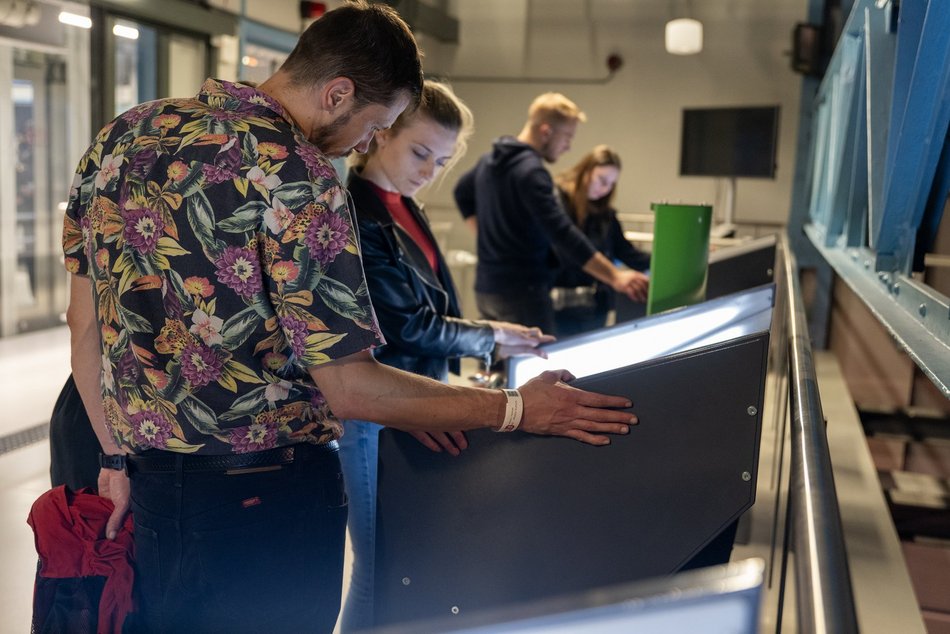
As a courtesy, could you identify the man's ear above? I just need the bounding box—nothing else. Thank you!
[322,77,356,112]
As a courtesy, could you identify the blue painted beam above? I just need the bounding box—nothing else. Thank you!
[876,1,950,271]
[806,226,950,397]
[799,0,950,394]
[881,0,925,199]
[864,4,896,247]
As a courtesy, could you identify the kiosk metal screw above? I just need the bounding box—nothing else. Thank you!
[401,577,411,586]
[451,606,460,615]
[742,471,752,481]
[747,406,757,416]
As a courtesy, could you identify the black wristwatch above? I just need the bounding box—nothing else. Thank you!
[99,453,128,474]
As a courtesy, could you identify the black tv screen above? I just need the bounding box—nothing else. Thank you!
[680,106,780,178]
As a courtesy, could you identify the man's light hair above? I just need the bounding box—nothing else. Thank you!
[527,92,587,128]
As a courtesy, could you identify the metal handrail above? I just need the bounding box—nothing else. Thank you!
[782,233,859,633]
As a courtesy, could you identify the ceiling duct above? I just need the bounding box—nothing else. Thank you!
[382,0,458,43]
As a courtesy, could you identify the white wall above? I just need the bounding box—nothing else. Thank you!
[208,0,350,33]
[418,0,807,240]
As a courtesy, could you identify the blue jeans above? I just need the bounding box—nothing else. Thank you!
[128,445,347,633]
[337,419,382,632]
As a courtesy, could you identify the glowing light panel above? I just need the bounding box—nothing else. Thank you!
[508,285,774,388]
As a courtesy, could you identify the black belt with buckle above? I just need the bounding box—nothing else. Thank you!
[127,441,339,474]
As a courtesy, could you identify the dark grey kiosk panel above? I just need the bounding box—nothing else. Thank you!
[369,558,764,634]
[373,285,775,628]
[616,233,778,323]
[704,234,777,301]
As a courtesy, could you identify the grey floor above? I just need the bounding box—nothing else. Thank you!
[0,327,70,631]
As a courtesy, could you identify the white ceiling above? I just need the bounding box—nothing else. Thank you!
[450,0,809,27]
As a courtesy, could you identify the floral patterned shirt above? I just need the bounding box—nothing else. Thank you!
[63,79,383,455]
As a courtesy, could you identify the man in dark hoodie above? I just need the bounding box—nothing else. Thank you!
[454,93,647,333]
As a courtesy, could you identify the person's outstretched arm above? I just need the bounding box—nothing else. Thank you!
[581,252,649,302]
[527,170,643,300]
[310,350,636,446]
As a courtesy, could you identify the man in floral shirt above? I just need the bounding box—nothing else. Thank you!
[64,2,637,631]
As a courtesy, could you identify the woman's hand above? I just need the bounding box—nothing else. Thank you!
[485,321,555,359]
[610,269,649,302]
[409,430,468,456]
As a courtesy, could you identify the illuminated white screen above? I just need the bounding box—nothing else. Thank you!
[508,285,774,388]
[461,593,757,634]
[440,560,764,634]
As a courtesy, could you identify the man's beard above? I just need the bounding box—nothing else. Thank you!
[311,108,355,158]
[540,139,559,163]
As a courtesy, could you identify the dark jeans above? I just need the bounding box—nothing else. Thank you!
[476,287,555,334]
[552,288,612,338]
[128,446,347,634]
[553,307,609,338]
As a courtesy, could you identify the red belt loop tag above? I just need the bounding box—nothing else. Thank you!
[241,496,262,508]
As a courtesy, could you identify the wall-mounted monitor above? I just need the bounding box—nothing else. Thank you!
[680,106,780,178]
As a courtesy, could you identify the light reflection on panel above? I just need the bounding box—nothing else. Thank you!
[508,285,775,388]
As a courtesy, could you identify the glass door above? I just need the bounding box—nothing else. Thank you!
[0,47,72,335]
[106,15,209,116]
[112,17,158,116]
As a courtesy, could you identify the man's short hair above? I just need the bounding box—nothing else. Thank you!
[280,1,423,109]
[527,92,587,128]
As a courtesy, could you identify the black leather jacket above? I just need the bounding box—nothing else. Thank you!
[348,173,495,381]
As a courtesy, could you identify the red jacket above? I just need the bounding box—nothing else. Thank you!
[27,486,135,634]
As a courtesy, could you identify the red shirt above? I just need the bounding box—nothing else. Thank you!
[28,486,135,634]
[370,182,440,274]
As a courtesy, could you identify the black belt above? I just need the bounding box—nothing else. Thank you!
[127,441,339,474]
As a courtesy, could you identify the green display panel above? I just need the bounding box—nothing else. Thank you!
[646,203,713,315]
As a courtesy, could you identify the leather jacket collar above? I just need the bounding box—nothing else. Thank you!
[347,173,461,318]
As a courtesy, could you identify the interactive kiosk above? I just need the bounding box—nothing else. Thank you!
[372,284,775,627]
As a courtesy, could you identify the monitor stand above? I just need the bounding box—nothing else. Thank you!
[710,177,738,238]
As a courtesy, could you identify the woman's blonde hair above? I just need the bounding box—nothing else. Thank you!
[349,79,473,179]
[555,144,622,228]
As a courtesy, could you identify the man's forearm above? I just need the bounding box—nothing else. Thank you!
[310,351,504,432]
[312,351,635,446]
[66,275,126,455]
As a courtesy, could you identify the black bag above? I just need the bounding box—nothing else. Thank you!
[32,573,107,634]
[49,374,101,492]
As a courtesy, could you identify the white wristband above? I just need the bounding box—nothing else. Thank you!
[494,388,523,432]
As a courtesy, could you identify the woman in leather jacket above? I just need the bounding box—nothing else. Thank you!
[552,146,651,336]
[338,80,551,631]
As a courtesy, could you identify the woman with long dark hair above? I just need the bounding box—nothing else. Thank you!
[552,145,650,336]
